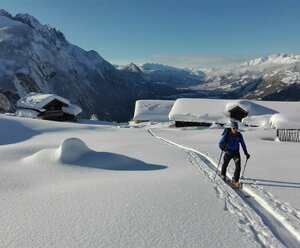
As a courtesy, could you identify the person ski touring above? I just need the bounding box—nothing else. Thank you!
[219,121,250,188]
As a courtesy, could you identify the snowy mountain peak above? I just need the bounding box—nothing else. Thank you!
[122,63,142,73]
[0,9,62,39]
[0,9,12,19]
[14,13,44,31]
[240,53,300,67]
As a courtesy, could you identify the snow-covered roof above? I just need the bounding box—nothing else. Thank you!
[16,92,82,117]
[169,98,300,124]
[169,99,241,123]
[62,104,82,116]
[17,93,71,112]
[133,100,175,122]
[242,101,300,127]
[269,113,300,129]
[225,100,277,116]
[242,115,273,128]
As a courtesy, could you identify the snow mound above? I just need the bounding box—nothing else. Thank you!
[23,138,91,164]
[23,138,166,171]
[56,138,90,163]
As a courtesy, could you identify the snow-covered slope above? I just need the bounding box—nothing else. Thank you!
[1,110,300,247]
[120,62,143,73]
[194,53,300,100]
[240,53,300,67]
[117,54,300,102]
[141,63,206,88]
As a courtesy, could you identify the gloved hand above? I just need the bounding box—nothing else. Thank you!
[219,144,226,151]
[246,153,250,159]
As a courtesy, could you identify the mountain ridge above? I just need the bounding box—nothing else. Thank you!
[0,9,299,121]
[0,9,182,121]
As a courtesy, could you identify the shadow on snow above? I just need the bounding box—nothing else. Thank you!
[65,151,168,171]
[0,118,40,145]
[244,178,300,189]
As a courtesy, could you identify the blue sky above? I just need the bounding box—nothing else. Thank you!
[1,0,300,68]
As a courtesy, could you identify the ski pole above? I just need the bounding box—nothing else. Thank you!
[241,158,249,179]
[214,150,224,180]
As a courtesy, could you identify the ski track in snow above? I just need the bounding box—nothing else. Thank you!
[186,151,272,248]
[206,154,300,237]
[241,177,300,230]
[148,129,300,248]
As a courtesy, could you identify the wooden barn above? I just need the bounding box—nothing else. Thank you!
[16,93,82,121]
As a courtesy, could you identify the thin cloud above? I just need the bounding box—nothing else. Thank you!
[150,54,253,69]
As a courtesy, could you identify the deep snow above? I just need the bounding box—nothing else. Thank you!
[1,114,300,247]
[133,100,175,122]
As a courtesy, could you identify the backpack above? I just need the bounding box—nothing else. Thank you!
[221,127,231,136]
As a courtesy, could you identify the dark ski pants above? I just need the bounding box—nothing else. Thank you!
[221,153,241,182]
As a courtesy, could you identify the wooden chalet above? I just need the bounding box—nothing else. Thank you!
[16,93,82,121]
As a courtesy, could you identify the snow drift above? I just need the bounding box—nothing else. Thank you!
[23,137,166,171]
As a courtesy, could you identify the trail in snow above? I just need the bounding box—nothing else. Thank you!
[242,177,300,232]
[186,151,272,247]
[204,151,300,233]
[148,129,300,248]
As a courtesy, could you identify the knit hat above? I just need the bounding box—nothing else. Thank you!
[231,121,238,129]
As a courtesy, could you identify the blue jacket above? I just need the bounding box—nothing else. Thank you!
[219,131,248,156]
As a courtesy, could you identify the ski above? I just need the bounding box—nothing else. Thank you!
[233,184,251,198]
[219,174,252,198]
